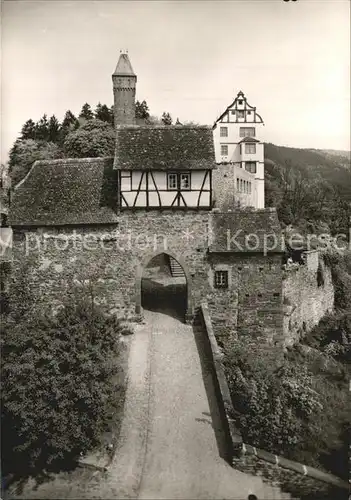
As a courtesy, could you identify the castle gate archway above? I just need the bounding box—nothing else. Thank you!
[135,250,193,323]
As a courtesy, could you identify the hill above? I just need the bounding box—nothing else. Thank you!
[264,143,351,235]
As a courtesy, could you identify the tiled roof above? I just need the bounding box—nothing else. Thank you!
[209,209,283,253]
[10,158,118,227]
[238,137,260,143]
[113,53,136,76]
[113,125,216,171]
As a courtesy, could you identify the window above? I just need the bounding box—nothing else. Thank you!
[237,110,245,118]
[167,172,191,190]
[248,182,251,194]
[240,179,243,192]
[245,143,256,154]
[221,144,228,156]
[240,127,255,138]
[245,162,257,174]
[214,270,228,289]
[247,110,251,115]
[231,110,236,115]
[180,173,191,190]
[238,100,243,105]
[167,173,178,190]
[220,126,228,137]
[236,178,240,191]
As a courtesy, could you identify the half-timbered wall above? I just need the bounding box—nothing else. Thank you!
[119,170,212,209]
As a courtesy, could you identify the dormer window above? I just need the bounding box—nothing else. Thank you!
[245,143,256,154]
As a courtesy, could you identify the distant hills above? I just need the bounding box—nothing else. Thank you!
[263,143,351,234]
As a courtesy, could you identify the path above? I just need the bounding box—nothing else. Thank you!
[108,309,292,499]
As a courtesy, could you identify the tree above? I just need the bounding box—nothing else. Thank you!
[79,103,94,121]
[20,119,37,140]
[94,103,113,124]
[48,115,61,143]
[1,265,123,477]
[161,112,172,125]
[35,114,50,141]
[9,139,62,186]
[135,100,150,120]
[63,119,115,158]
[59,110,80,144]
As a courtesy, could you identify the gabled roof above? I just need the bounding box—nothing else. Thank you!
[213,91,264,128]
[10,158,118,227]
[113,125,216,171]
[113,53,136,77]
[209,209,283,253]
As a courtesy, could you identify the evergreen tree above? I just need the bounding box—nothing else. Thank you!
[20,119,37,140]
[35,114,49,141]
[95,103,113,124]
[135,100,150,120]
[79,103,94,121]
[48,115,60,143]
[161,112,172,125]
[59,110,80,145]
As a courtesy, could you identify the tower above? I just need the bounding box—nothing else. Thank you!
[112,52,137,127]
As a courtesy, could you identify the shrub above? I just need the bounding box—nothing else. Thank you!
[223,340,349,478]
[1,290,123,477]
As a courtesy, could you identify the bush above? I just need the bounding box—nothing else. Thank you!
[223,340,349,479]
[1,288,123,477]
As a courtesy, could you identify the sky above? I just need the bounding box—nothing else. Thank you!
[1,0,350,162]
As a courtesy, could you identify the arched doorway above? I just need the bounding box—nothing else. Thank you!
[135,251,193,323]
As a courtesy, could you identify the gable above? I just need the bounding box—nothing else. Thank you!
[213,91,264,128]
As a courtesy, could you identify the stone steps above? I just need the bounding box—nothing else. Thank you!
[169,256,185,277]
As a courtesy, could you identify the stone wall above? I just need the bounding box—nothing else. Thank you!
[199,303,349,500]
[11,211,210,321]
[283,251,334,346]
[11,210,288,347]
[207,252,284,346]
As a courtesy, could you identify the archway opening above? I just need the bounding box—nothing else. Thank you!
[140,253,188,322]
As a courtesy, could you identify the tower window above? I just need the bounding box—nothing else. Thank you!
[240,127,255,137]
[220,126,228,137]
[245,162,257,174]
[221,144,228,156]
[245,143,256,154]
[214,270,229,289]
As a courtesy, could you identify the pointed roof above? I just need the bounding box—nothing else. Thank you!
[113,52,136,76]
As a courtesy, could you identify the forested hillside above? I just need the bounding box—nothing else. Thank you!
[264,143,351,235]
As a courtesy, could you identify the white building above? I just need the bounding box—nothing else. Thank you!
[212,91,265,209]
